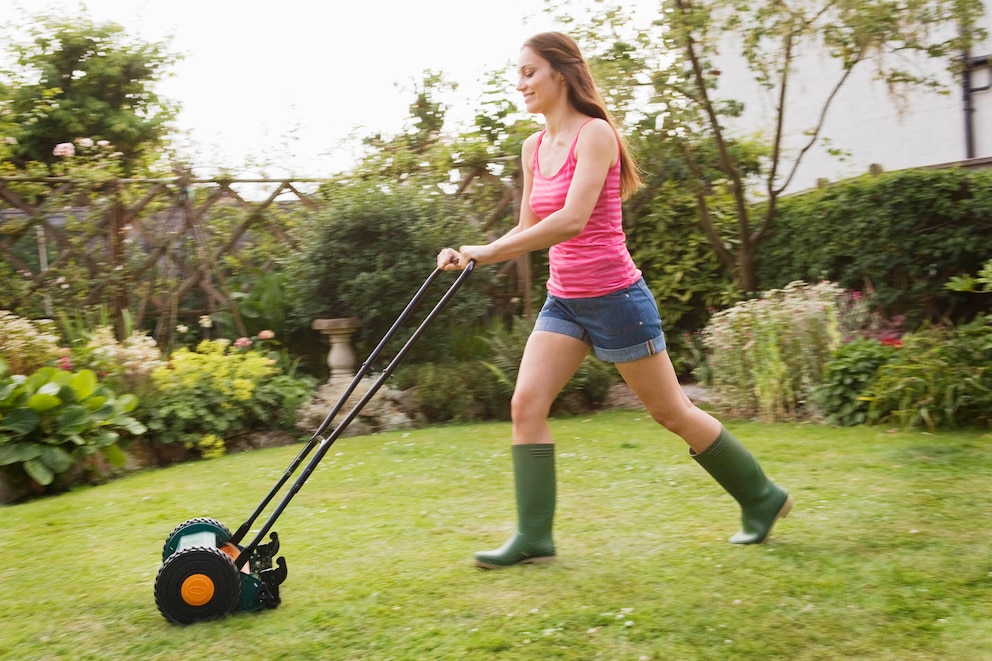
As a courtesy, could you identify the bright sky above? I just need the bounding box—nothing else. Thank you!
[2,0,578,178]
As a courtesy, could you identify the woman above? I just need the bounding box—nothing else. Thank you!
[437,31,792,570]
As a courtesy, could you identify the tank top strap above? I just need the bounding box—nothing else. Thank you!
[568,118,598,158]
[532,129,547,172]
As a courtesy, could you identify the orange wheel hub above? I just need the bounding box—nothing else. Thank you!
[180,573,215,606]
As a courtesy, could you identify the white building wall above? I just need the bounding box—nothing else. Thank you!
[713,4,992,194]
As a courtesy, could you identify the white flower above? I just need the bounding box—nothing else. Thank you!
[52,142,75,157]
[198,315,213,329]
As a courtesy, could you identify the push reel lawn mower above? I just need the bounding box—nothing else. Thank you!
[154,263,474,624]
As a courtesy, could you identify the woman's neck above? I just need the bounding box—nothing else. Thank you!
[541,107,588,144]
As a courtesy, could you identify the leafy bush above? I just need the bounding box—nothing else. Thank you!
[139,339,314,452]
[0,311,61,375]
[866,315,992,430]
[701,281,846,421]
[756,168,992,324]
[816,338,897,426]
[284,185,495,367]
[408,363,476,423]
[0,362,146,489]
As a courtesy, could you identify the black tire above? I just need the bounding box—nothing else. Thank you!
[155,545,243,625]
[161,517,233,561]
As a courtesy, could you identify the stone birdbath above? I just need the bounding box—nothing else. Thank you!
[311,317,361,383]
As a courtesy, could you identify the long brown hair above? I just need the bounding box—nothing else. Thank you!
[523,31,642,199]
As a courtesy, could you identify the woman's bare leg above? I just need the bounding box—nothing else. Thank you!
[510,330,590,444]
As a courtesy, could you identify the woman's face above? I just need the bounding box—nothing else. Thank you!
[516,46,565,114]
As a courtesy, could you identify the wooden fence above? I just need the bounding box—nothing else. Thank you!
[0,174,326,343]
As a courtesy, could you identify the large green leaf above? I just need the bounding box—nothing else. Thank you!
[0,408,40,435]
[69,370,99,400]
[28,392,62,412]
[40,445,74,473]
[0,382,18,403]
[93,430,120,448]
[24,368,57,394]
[117,416,147,435]
[23,458,54,485]
[115,393,140,414]
[38,381,62,397]
[0,442,42,465]
[84,396,110,414]
[57,405,90,435]
[57,383,79,404]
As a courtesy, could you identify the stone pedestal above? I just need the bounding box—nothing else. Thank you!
[312,317,361,383]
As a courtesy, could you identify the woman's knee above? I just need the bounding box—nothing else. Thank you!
[647,402,697,436]
[511,388,551,423]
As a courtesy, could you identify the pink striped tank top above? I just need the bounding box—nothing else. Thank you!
[529,119,641,298]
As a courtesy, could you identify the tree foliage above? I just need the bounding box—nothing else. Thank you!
[0,11,180,176]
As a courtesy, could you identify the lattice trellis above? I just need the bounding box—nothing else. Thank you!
[0,174,325,343]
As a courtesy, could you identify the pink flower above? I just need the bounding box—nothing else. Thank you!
[234,337,252,349]
[57,356,74,371]
[257,329,275,340]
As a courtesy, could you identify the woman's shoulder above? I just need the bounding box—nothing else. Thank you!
[520,130,543,166]
[578,117,616,142]
[522,129,544,149]
[576,117,619,162]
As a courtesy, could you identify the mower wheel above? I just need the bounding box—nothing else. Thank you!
[162,517,233,561]
[155,545,243,625]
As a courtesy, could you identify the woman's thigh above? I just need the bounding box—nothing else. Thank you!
[513,330,590,413]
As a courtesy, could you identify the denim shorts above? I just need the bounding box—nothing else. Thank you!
[533,277,666,363]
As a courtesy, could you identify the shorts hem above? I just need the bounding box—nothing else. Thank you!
[593,334,667,363]
[533,316,590,344]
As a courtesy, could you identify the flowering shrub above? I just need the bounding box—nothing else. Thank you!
[701,281,847,421]
[0,311,62,375]
[866,314,992,431]
[0,362,146,489]
[139,338,314,453]
[50,137,124,183]
[187,433,227,460]
[67,326,165,395]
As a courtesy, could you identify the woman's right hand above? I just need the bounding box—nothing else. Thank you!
[437,247,464,271]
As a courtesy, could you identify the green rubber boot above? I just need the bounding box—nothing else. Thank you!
[474,444,557,569]
[691,427,793,544]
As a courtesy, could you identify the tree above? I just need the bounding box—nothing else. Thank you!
[652,0,986,291]
[0,11,180,176]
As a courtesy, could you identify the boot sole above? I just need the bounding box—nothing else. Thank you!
[473,555,557,570]
[758,493,794,543]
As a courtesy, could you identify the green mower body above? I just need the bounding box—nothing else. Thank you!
[155,517,286,624]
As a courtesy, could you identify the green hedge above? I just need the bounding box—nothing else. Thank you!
[754,168,992,324]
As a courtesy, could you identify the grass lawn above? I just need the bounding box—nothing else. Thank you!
[1,410,990,660]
